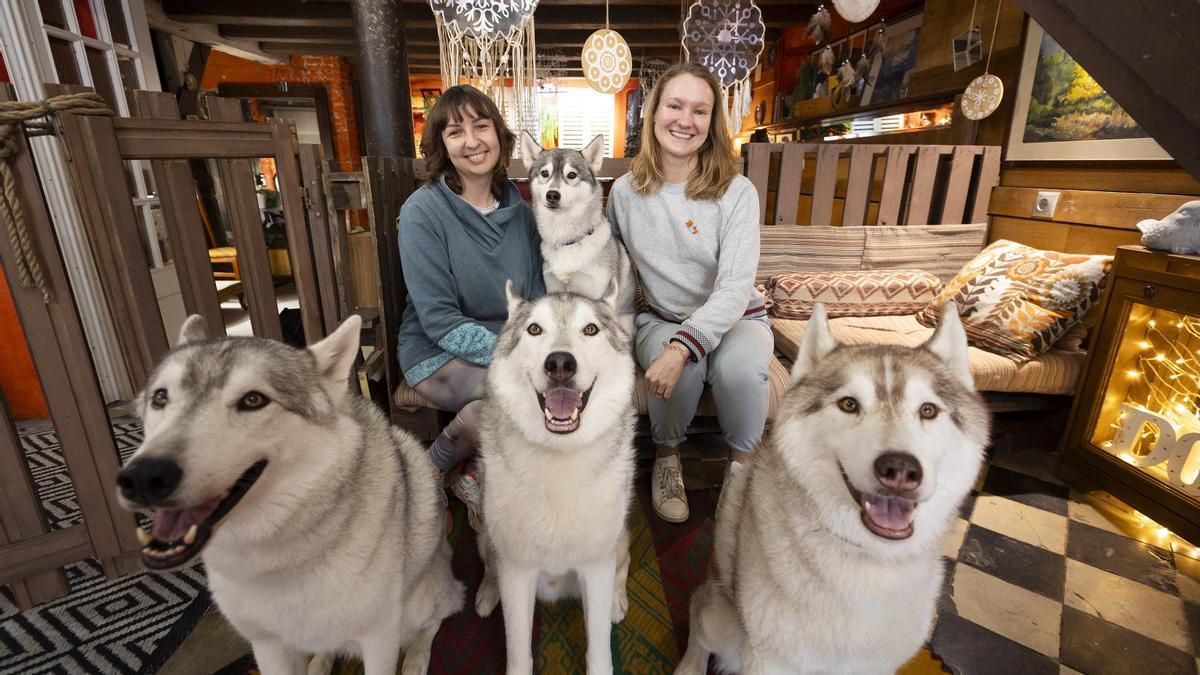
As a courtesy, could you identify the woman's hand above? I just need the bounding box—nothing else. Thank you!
[645,343,690,399]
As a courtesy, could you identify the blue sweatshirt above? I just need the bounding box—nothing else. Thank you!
[397,175,545,386]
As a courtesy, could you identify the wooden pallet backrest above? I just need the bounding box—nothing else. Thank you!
[742,143,1001,228]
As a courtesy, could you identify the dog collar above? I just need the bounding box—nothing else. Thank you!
[557,228,594,247]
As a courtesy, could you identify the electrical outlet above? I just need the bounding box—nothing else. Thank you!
[1033,191,1060,218]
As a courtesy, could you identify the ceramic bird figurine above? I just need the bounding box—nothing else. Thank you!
[1137,200,1200,255]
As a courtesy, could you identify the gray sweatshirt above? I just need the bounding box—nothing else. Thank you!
[607,173,765,361]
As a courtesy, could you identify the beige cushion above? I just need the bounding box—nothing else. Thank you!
[916,240,1112,363]
[861,224,989,281]
[771,315,1083,395]
[768,269,941,321]
[395,355,793,418]
[756,226,866,285]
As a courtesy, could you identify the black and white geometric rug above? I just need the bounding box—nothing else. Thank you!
[0,419,210,674]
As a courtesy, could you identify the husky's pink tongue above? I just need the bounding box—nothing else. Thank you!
[544,387,583,419]
[152,497,221,542]
[863,493,915,532]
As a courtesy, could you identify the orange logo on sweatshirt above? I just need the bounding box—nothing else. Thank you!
[685,219,700,236]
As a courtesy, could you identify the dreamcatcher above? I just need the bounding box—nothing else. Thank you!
[807,5,831,43]
[639,58,671,97]
[682,0,766,134]
[831,0,879,23]
[428,0,539,134]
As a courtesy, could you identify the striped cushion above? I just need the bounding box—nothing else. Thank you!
[771,315,1083,395]
[767,269,942,320]
[861,224,989,281]
[756,226,866,285]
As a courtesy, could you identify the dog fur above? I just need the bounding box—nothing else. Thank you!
[473,284,637,674]
[116,315,463,675]
[522,132,637,337]
[675,303,989,674]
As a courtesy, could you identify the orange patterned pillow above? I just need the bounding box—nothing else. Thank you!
[917,240,1112,362]
[768,270,942,320]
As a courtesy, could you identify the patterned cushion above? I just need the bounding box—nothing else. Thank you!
[768,269,942,321]
[917,240,1112,363]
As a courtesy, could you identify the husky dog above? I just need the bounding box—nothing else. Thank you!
[522,132,637,337]
[473,283,637,674]
[116,315,463,675]
[676,303,989,674]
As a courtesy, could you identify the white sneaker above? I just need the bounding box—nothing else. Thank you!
[652,454,689,523]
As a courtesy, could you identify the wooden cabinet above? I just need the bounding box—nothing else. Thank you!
[1058,246,1200,542]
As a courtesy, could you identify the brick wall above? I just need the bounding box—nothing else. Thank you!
[201,52,362,171]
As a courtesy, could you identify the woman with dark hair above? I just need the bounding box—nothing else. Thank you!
[607,63,770,523]
[397,85,544,516]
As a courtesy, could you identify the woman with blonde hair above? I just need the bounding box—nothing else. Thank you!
[607,62,771,523]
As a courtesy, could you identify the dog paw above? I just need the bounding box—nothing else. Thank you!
[307,653,335,675]
[475,580,499,617]
[611,588,629,623]
[400,650,431,675]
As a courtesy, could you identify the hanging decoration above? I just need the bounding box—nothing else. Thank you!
[807,5,832,44]
[537,48,570,88]
[583,0,632,94]
[834,59,858,107]
[682,0,766,134]
[866,20,887,61]
[832,0,879,23]
[818,44,834,75]
[639,58,671,96]
[960,0,1005,120]
[428,0,540,134]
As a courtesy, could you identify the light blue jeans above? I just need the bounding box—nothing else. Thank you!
[634,313,773,454]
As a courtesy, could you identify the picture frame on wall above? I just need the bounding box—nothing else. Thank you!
[860,12,923,106]
[1006,21,1170,161]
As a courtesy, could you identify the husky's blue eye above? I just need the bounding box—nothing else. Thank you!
[836,397,859,414]
[151,389,168,408]
[238,391,270,411]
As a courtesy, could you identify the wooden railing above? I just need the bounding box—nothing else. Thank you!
[742,143,1001,228]
[0,86,339,607]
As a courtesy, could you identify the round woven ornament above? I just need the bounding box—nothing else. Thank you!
[832,0,879,23]
[960,73,1003,120]
[583,29,632,94]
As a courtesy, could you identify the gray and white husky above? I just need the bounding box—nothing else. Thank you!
[473,283,637,674]
[522,131,637,337]
[676,303,989,674]
[116,315,463,675]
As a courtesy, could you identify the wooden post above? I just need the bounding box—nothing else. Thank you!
[351,0,416,157]
[299,144,346,334]
[131,90,226,336]
[204,96,283,341]
[270,119,326,344]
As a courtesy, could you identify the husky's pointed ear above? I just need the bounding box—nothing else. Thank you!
[177,314,208,345]
[923,302,972,388]
[308,314,362,390]
[600,279,619,308]
[790,303,836,385]
[505,279,526,316]
[582,134,605,173]
[521,131,543,171]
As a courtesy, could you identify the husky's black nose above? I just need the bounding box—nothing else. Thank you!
[545,190,560,206]
[544,351,576,381]
[117,458,183,504]
[874,452,922,493]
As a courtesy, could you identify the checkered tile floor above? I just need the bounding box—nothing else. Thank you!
[932,414,1200,675]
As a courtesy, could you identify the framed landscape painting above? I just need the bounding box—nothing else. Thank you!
[1006,21,1170,161]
